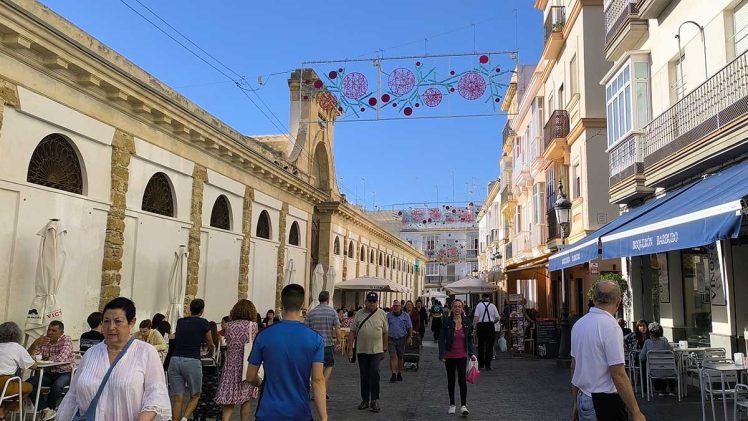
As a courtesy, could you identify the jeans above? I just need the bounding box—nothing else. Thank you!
[577,392,597,421]
[29,371,71,411]
[357,353,383,402]
[476,322,495,368]
[445,358,467,406]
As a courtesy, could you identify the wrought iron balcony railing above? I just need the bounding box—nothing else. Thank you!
[544,110,570,150]
[609,131,645,178]
[643,50,748,161]
[503,118,515,147]
[605,0,640,45]
[544,6,566,44]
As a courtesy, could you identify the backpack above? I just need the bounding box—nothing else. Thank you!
[431,303,443,315]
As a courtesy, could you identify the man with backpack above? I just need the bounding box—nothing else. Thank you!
[429,298,444,341]
[472,294,500,370]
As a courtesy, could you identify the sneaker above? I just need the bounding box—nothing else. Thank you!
[358,401,370,410]
[41,408,57,421]
[370,400,381,412]
[397,372,403,381]
[461,405,470,416]
[668,392,677,397]
[448,405,456,414]
[390,373,397,383]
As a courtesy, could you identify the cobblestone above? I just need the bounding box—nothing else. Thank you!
[231,339,706,420]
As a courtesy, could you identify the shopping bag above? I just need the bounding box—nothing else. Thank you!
[498,336,508,353]
[466,359,480,384]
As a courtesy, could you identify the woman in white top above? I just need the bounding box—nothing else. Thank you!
[57,297,171,420]
[0,321,36,419]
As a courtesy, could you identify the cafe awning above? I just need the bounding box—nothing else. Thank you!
[600,160,748,258]
[548,183,692,271]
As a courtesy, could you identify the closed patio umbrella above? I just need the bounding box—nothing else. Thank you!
[284,258,296,287]
[310,264,325,311]
[25,219,67,341]
[324,265,337,307]
[166,245,188,324]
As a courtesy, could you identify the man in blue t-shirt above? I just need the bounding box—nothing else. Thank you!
[247,284,327,421]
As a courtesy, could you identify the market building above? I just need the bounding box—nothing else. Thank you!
[0,0,423,340]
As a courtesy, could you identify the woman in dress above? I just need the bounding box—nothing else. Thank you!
[214,299,259,421]
[57,297,171,420]
[261,309,278,329]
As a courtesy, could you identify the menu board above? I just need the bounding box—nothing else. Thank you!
[508,295,525,352]
[535,319,558,359]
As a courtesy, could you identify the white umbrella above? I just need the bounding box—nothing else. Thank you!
[310,264,325,311]
[324,265,337,307]
[421,291,448,300]
[444,277,498,294]
[335,277,411,293]
[166,245,188,324]
[25,220,67,341]
[284,258,296,287]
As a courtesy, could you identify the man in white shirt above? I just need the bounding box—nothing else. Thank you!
[472,294,500,370]
[571,281,645,421]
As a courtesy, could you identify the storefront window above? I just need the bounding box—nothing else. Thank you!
[682,249,712,347]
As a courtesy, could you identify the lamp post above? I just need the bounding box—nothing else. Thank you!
[554,179,572,367]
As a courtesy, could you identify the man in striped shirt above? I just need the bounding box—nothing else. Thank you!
[305,290,342,398]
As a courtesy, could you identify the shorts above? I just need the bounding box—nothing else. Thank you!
[167,356,203,396]
[388,336,406,358]
[324,345,335,368]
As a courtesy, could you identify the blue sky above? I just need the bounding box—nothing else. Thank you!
[40,0,542,209]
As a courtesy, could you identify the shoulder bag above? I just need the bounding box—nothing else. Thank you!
[242,322,264,382]
[71,337,135,421]
[349,310,377,364]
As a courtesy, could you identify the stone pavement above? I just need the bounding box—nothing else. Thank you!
[230,340,710,420]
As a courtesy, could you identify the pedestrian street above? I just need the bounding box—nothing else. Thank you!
[228,340,705,421]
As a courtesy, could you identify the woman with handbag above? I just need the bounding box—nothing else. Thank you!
[438,299,476,417]
[57,297,171,420]
[214,299,260,421]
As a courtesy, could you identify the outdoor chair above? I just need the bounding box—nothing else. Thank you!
[735,384,748,420]
[645,350,680,402]
[627,351,642,395]
[703,367,739,421]
[0,376,24,421]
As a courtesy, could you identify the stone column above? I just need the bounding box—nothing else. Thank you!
[99,129,135,307]
[275,203,289,311]
[0,78,19,132]
[184,165,208,312]
[238,186,254,299]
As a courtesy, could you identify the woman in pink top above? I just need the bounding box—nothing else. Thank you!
[437,299,476,416]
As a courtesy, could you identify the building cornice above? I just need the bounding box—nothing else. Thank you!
[567,118,607,147]
[0,0,328,205]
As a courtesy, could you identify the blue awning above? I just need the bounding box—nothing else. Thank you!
[601,160,748,258]
[548,184,693,271]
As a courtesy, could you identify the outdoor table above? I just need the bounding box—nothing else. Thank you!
[30,360,67,421]
[700,361,748,421]
[674,347,710,387]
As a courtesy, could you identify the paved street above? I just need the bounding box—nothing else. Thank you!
[228,339,708,421]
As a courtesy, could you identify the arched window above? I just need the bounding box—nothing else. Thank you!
[348,241,355,259]
[360,245,366,262]
[142,172,175,217]
[370,250,375,264]
[379,252,383,266]
[386,255,390,268]
[288,221,300,246]
[333,236,341,255]
[209,195,231,230]
[256,210,271,239]
[27,134,84,194]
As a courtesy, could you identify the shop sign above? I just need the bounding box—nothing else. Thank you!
[589,262,599,275]
[706,243,726,306]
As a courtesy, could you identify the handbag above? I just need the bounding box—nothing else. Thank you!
[242,322,264,382]
[466,358,480,384]
[71,337,135,421]
[350,310,377,364]
[498,336,508,353]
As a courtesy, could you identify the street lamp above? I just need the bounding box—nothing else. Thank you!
[554,179,572,367]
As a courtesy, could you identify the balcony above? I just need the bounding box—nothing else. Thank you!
[543,6,566,60]
[490,228,500,243]
[608,131,652,203]
[503,119,515,149]
[642,50,748,183]
[529,136,545,174]
[516,230,531,254]
[500,184,515,212]
[504,242,513,260]
[543,110,570,161]
[604,0,648,61]
[466,249,478,259]
[636,0,672,19]
[546,208,558,242]
[532,224,547,249]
